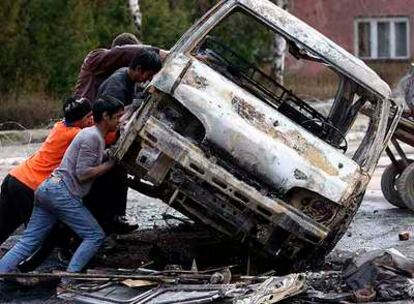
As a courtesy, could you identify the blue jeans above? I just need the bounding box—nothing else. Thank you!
[0,176,105,273]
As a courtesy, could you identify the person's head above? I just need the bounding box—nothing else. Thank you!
[63,97,93,128]
[111,32,140,48]
[128,50,162,83]
[93,95,124,131]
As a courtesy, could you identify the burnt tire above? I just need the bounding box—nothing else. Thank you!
[397,162,414,211]
[381,160,412,208]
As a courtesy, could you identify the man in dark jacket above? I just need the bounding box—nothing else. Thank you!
[97,49,162,106]
[74,32,167,103]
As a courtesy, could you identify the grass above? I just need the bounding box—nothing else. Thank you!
[0,93,61,130]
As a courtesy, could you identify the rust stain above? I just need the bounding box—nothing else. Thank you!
[285,130,339,176]
[231,94,339,176]
[182,69,209,89]
[231,96,266,125]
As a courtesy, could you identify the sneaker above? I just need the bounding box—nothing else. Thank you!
[56,283,68,295]
[56,279,75,295]
[111,216,139,234]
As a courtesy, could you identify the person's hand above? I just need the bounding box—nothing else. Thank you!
[159,49,170,62]
[104,159,116,169]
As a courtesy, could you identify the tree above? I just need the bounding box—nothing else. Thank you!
[0,0,136,96]
[128,0,142,39]
[141,0,193,49]
[271,0,289,84]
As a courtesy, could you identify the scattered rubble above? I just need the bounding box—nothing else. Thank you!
[2,248,412,303]
[399,231,410,241]
[343,248,414,302]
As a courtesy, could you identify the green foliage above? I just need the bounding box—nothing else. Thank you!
[0,0,268,98]
[141,0,194,49]
[208,9,273,64]
[0,0,275,128]
[0,0,136,97]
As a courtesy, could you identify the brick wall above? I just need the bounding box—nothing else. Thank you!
[288,0,414,86]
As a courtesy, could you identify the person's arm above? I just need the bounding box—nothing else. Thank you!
[95,46,163,75]
[77,160,114,183]
[75,140,114,183]
[159,49,169,62]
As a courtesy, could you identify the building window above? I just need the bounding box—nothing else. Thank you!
[355,17,410,59]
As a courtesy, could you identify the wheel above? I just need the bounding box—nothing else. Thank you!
[397,162,414,211]
[381,160,412,208]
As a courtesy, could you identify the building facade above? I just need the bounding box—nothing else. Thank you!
[290,0,413,85]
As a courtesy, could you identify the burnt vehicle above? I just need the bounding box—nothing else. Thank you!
[113,0,402,270]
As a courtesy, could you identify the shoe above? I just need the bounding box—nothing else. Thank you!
[102,235,117,250]
[56,283,69,295]
[111,216,139,234]
[56,279,75,295]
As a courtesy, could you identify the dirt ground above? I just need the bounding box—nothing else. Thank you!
[1,131,414,303]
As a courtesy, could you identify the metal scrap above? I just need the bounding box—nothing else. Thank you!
[234,274,306,304]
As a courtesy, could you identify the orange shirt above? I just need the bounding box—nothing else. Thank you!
[105,131,118,146]
[10,121,81,190]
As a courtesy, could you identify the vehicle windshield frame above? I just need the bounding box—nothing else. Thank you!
[161,1,396,172]
[185,5,391,169]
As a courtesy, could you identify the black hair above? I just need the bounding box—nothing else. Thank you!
[111,32,140,47]
[93,95,124,123]
[63,97,92,124]
[129,49,162,72]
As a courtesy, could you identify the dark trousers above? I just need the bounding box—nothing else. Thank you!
[83,164,128,232]
[0,175,34,245]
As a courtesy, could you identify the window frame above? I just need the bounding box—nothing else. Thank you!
[354,17,410,60]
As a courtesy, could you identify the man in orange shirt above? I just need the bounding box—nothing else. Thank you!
[0,97,93,247]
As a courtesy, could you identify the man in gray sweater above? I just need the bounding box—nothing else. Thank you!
[0,96,124,286]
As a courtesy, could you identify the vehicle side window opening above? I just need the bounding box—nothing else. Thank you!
[349,96,383,166]
[154,94,206,143]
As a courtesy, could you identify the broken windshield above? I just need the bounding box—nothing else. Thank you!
[189,8,385,162]
[190,9,354,147]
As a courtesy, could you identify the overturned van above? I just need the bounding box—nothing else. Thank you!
[113,0,402,270]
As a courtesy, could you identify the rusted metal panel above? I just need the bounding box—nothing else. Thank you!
[168,60,362,204]
[140,116,329,242]
[114,0,404,268]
